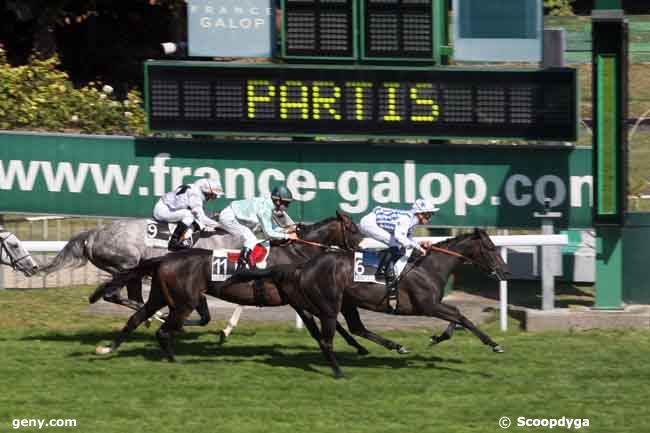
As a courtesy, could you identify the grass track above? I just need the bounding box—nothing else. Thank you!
[1,286,649,433]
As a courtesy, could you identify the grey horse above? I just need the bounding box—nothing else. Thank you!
[0,225,39,276]
[38,219,242,313]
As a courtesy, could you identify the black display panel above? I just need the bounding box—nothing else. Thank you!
[283,0,355,58]
[363,0,433,59]
[146,61,578,140]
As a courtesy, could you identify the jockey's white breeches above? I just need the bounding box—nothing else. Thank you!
[153,200,194,226]
[359,213,401,249]
[218,206,258,249]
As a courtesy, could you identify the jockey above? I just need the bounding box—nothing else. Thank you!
[359,198,439,292]
[153,178,224,251]
[218,185,299,269]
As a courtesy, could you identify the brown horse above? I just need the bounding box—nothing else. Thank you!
[93,211,369,359]
[227,228,510,378]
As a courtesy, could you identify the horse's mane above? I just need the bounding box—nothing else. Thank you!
[297,217,338,236]
[434,232,474,249]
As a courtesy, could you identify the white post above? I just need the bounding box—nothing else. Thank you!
[295,313,304,329]
[499,246,508,332]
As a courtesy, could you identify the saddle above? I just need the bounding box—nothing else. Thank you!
[211,241,270,282]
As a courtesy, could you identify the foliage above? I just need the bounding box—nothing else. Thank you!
[544,0,575,16]
[0,48,145,135]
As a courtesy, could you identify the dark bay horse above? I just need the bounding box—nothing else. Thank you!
[93,211,369,359]
[229,228,510,378]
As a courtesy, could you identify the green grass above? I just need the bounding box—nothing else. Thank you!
[1,286,649,433]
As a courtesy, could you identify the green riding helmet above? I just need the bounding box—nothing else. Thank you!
[271,185,294,202]
[271,186,293,212]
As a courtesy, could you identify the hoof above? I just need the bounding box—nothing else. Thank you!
[217,331,227,346]
[357,347,370,356]
[95,345,112,355]
[429,336,439,345]
[492,345,505,353]
[397,346,410,355]
[333,371,345,380]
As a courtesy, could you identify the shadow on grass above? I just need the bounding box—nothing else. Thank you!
[16,329,493,378]
[92,335,489,378]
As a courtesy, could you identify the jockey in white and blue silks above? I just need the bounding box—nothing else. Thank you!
[218,185,299,269]
[153,178,224,250]
[359,198,439,290]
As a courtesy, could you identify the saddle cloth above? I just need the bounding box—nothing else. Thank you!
[353,248,412,284]
[211,241,270,282]
[144,219,174,248]
[144,219,226,249]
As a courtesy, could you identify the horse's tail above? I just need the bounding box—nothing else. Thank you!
[38,230,95,275]
[88,255,168,304]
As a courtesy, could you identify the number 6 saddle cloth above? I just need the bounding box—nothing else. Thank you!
[353,249,412,284]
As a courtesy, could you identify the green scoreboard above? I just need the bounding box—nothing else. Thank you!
[592,10,628,226]
[145,61,578,140]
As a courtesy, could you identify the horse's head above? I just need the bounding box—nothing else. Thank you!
[464,228,510,281]
[431,228,509,281]
[0,228,39,276]
[295,210,363,250]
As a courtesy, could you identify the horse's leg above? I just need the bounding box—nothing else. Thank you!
[292,308,343,378]
[156,305,193,362]
[335,322,369,356]
[102,281,144,311]
[183,295,211,327]
[96,289,166,355]
[430,322,456,345]
[126,278,144,304]
[427,302,503,353]
[319,315,344,379]
[217,305,244,345]
[341,305,409,354]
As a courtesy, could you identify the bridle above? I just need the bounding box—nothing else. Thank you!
[0,230,33,270]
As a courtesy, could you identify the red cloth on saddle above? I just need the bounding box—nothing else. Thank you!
[226,244,268,266]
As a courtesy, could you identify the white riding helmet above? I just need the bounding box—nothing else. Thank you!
[194,178,224,199]
[412,198,439,214]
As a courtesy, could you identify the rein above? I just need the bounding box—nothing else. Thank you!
[294,238,343,251]
[428,245,470,261]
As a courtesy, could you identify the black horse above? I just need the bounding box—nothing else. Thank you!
[228,228,510,378]
[93,211,371,359]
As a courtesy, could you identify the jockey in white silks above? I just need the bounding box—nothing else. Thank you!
[153,178,224,250]
[359,198,439,292]
[218,185,298,269]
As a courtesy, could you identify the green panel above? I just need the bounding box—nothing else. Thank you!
[622,213,650,304]
[457,0,538,39]
[0,132,592,228]
[595,226,623,309]
[596,55,619,216]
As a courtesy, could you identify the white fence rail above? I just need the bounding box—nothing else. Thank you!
[8,235,568,332]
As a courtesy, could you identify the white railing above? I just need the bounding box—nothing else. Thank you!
[16,235,568,332]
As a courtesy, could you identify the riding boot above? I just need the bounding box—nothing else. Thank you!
[236,247,252,271]
[374,249,390,280]
[384,247,401,313]
[168,222,188,251]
